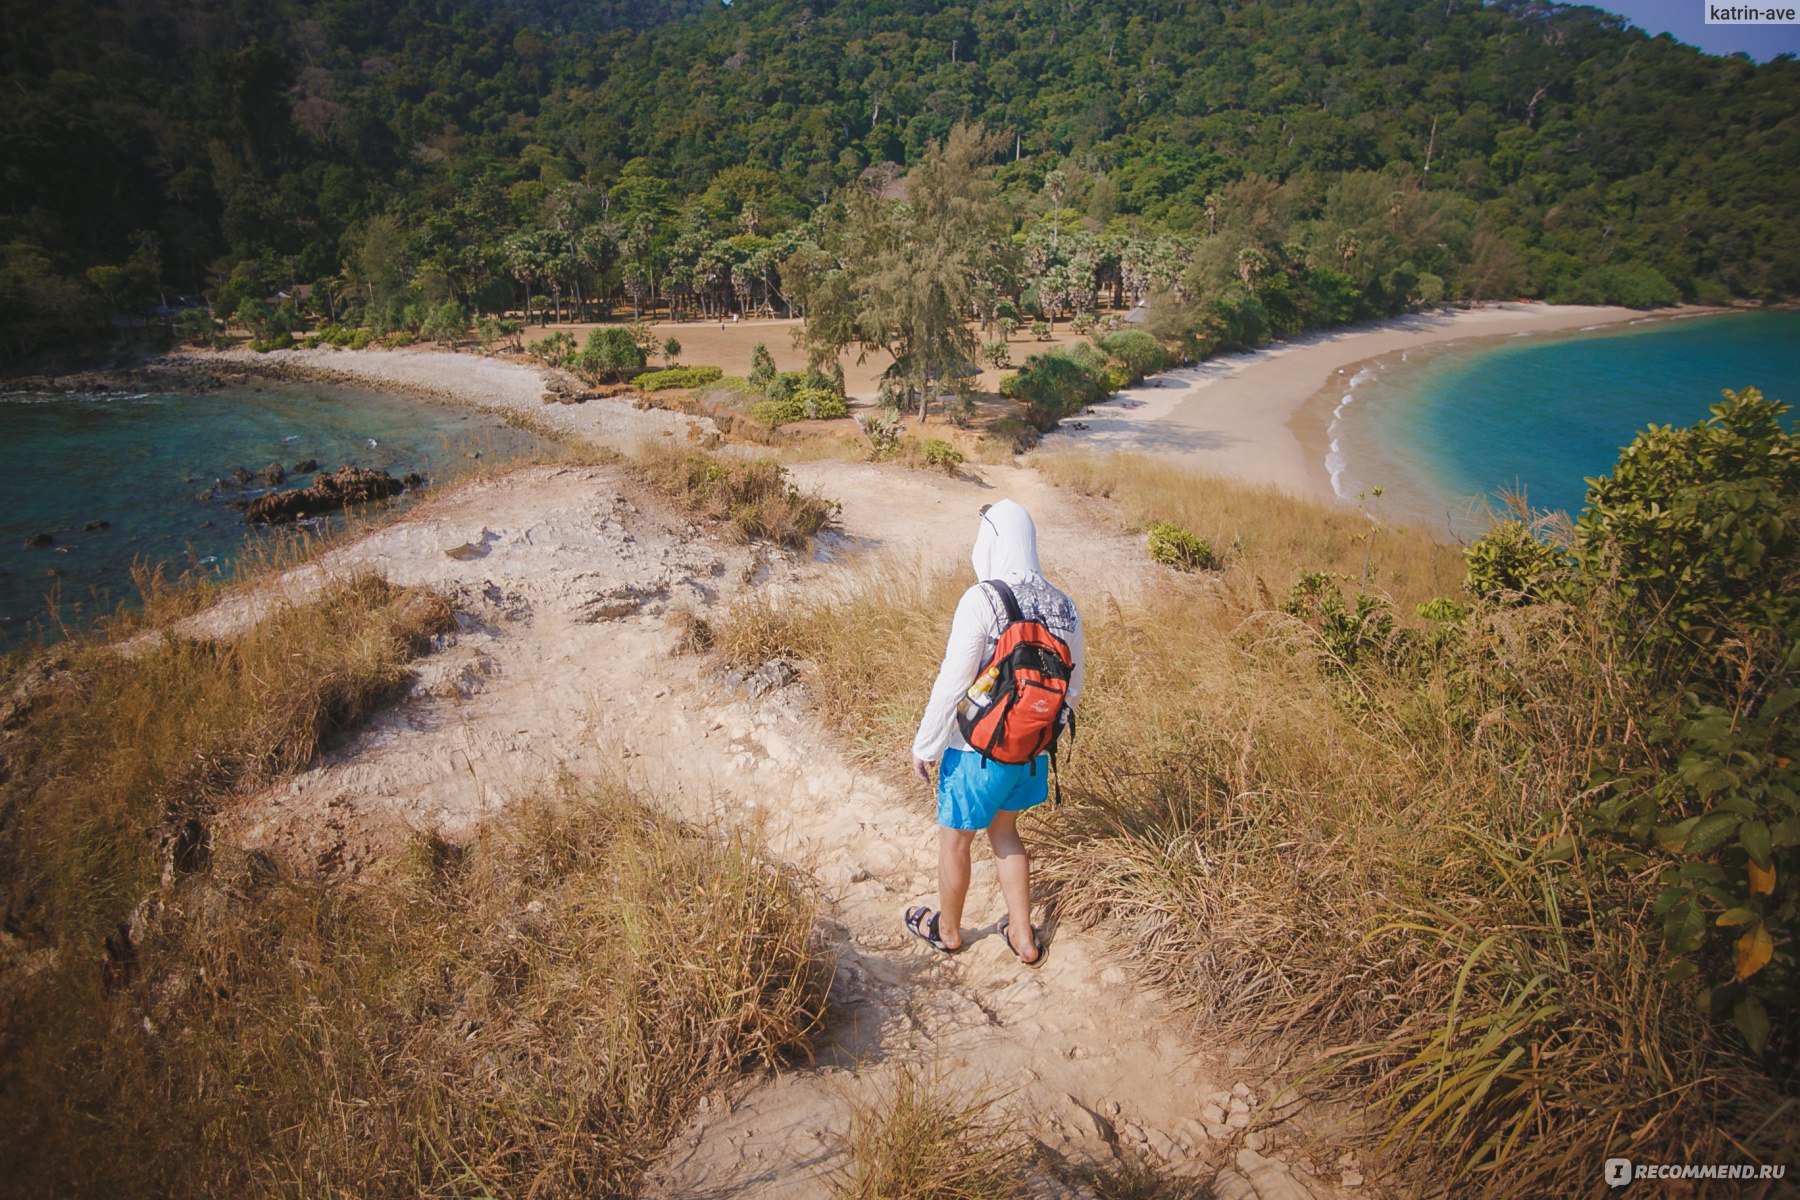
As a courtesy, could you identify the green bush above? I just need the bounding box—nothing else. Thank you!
[983,339,1011,369]
[1029,319,1052,340]
[418,301,466,344]
[764,368,837,403]
[748,342,777,390]
[527,330,577,366]
[749,387,848,428]
[1007,349,1112,431]
[921,439,963,474]
[173,307,223,347]
[1569,389,1799,1051]
[316,323,376,349]
[1415,595,1468,623]
[1146,520,1214,571]
[859,413,903,459]
[248,332,296,353]
[1464,519,1571,602]
[636,366,725,391]
[573,326,646,384]
[1099,329,1168,380]
[1282,571,1399,668]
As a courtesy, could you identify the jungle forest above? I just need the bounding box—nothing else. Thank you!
[2,0,1796,363]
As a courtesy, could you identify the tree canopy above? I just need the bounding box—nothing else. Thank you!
[1,0,1796,361]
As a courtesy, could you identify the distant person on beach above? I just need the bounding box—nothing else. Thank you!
[905,500,1083,965]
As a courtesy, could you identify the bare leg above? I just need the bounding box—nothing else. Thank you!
[935,826,976,951]
[987,809,1038,962]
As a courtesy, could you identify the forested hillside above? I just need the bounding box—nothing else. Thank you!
[3,0,1796,360]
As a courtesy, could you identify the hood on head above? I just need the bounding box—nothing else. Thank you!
[971,499,1043,583]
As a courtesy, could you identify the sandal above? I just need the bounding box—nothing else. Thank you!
[904,905,963,954]
[997,915,1045,967]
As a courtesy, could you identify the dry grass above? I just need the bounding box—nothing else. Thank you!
[1034,450,1464,603]
[836,1065,1025,1200]
[630,439,839,548]
[1,571,454,952]
[0,790,828,1198]
[0,564,828,1197]
[714,453,1795,1195]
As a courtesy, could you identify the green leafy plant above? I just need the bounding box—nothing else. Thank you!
[1464,519,1571,603]
[1570,389,1799,1052]
[859,412,903,460]
[1146,520,1213,571]
[636,366,724,391]
[527,330,577,367]
[921,438,963,474]
[1282,571,1400,668]
[750,387,848,427]
[748,342,777,391]
[573,326,646,383]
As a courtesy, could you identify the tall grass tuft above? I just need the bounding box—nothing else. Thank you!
[631,440,839,547]
[837,1064,1025,1200]
[713,453,1795,1194]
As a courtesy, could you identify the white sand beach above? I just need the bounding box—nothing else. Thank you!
[1039,303,1693,500]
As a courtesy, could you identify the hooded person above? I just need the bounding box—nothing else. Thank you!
[905,499,1084,964]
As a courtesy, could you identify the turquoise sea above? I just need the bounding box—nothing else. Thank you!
[1324,311,1800,538]
[0,379,546,649]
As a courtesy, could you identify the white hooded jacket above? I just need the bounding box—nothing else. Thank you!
[911,500,1085,763]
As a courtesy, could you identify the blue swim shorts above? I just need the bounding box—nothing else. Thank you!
[936,746,1049,831]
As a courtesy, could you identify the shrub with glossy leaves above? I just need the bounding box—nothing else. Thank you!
[1572,388,1799,1053]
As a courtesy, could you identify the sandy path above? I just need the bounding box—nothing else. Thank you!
[190,447,1347,1199]
[1039,303,1676,500]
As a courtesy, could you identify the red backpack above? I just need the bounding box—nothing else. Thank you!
[955,579,1075,769]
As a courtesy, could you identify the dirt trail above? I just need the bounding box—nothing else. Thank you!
[184,354,1360,1198]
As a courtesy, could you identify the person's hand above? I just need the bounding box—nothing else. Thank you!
[911,755,933,782]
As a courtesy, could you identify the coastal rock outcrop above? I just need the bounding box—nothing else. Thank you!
[245,466,405,525]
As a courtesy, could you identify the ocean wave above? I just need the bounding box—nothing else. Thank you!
[1327,389,1360,499]
[0,390,155,405]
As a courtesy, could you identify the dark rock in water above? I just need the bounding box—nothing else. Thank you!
[195,489,216,502]
[403,471,424,489]
[260,462,286,486]
[292,458,319,473]
[25,533,53,549]
[199,520,214,528]
[246,466,406,525]
[229,466,254,485]
[84,519,110,532]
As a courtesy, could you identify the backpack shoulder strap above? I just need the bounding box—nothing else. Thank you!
[984,578,1025,625]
